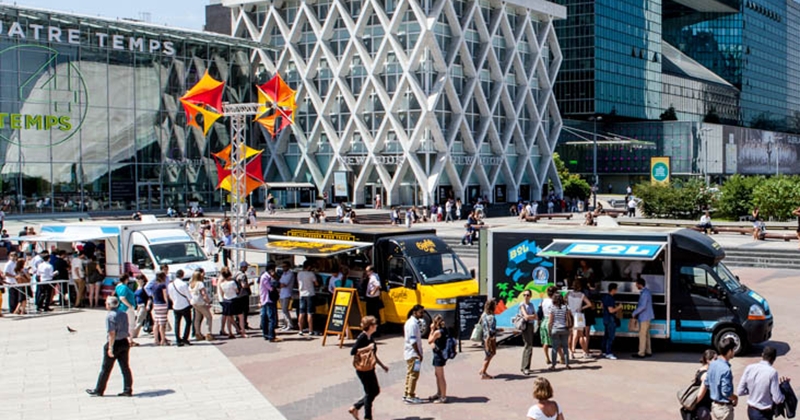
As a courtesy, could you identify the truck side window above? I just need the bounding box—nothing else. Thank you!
[387,257,413,285]
[680,266,718,298]
[133,245,154,270]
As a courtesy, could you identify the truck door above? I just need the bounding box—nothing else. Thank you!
[672,264,730,344]
[132,245,156,280]
[384,255,419,324]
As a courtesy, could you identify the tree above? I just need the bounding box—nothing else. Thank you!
[717,175,764,219]
[751,112,779,131]
[552,152,591,199]
[703,106,721,124]
[752,175,800,221]
[633,178,715,219]
[660,106,678,121]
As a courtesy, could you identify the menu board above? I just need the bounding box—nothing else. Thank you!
[456,295,487,342]
[322,288,362,348]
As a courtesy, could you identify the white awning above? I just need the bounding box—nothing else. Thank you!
[7,232,118,243]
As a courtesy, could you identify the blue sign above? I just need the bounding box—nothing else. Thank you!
[562,242,662,258]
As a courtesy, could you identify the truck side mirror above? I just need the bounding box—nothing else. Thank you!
[470,268,476,279]
[403,276,416,290]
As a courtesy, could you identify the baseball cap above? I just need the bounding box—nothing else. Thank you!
[239,261,249,268]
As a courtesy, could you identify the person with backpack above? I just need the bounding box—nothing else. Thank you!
[259,264,282,343]
[349,315,389,420]
[680,349,717,420]
[427,314,453,404]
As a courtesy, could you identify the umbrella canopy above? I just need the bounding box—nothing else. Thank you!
[256,74,297,137]
[180,71,225,136]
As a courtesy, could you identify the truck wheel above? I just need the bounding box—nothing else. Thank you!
[714,327,748,356]
[420,311,432,338]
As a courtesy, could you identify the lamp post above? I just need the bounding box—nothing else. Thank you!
[589,116,602,210]
[699,127,712,187]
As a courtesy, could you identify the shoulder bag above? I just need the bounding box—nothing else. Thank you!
[353,343,377,372]
[565,308,574,329]
[470,314,485,342]
[512,305,527,331]
[677,379,701,411]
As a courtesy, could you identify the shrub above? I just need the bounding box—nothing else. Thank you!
[752,175,800,221]
[717,175,764,219]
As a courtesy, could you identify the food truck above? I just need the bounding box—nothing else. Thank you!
[483,226,773,355]
[234,224,478,332]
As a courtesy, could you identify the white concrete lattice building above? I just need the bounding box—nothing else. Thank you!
[223,0,565,206]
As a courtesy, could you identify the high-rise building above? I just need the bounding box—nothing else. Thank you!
[221,0,566,206]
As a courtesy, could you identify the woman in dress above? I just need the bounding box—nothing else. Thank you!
[527,377,565,420]
[427,315,449,403]
[348,316,388,420]
[13,259,30,315]
[478,299,501,379]
[567,280,593,359]
[85,255,104,308]
[150,272,169,346]
[548,293,571,370]
[539,286,557,365]
[519,290,538,375]
[189,270,214,341]
[680,349,716,420]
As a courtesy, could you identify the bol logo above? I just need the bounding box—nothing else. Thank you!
[0,44,88,147]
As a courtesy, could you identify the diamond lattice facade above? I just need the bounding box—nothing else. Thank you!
[223,0,566,206]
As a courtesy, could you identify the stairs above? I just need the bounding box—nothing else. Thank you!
[722,248,800,270]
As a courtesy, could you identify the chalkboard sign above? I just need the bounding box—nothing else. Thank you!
[322,288,362,348]
[456,295,487,345]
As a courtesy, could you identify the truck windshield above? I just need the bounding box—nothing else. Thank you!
[410,252,471,284]
[150,242,207,265]
[714,263,744,292]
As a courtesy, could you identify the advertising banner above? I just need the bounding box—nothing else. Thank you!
[333,171,348,197]
[650,157,670,185]
[723,126,800,174]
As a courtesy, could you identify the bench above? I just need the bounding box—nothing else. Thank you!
[521,215,539,222]
[715,226,752,235]
[760,232,796,242]
[532,213,574,221]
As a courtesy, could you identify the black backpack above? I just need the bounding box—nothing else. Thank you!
[268,278,280,303]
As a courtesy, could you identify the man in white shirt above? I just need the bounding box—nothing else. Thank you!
[278,262,296,331]
[365,266,383,332]
[35,251,55,312]
[627,197,637,217]
[3,252,18,313]
[336,202,344,223]
[402,305,425,404]
[167,269,193,346]
[296,260,319,336]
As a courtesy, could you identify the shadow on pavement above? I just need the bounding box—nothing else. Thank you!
[134,389,175,398]
[391,417,435,420]
[493,373,530,381]
[444,396,490,404]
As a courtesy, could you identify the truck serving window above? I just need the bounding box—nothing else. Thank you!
[410,252,470,284]
[150,242,207,265]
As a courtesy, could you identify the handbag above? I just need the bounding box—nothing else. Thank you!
[629,318,640,332]
[512,307,527,330]
[565,309,574,329]
[470,314,485,342]
[677,381,701,411]
[353,343,377,372]
[573,312,586,329]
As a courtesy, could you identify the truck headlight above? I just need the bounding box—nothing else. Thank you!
[436,298,456,305]
[748,304,766,321]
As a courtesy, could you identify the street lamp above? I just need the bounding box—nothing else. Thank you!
[699,127,712,187]
[589,116,602,210]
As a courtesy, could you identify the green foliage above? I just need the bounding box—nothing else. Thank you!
[703,106,721,124]
[552,152,592,199]
[752,175,800,221]
[717,175,763,219]
[633,178,715,219]
[660,106,678,121]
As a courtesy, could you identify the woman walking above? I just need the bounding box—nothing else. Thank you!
[567,280,593,359]
[680,349,716,420]
[548,293,572,370]
[519,290,538,375]
[427,314,449,403]
[217,268,241,339]
[478,299,501,379]
[539,286,557,365]
[527,377,565,420]
[348,316,388,420]
[189,270,214,341]
[150,272,169,346]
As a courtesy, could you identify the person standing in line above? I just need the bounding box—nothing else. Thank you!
[427,314,449,403]
[113,274,138,346]
[71,252,86,308]
[52,250,70,307]
[150,272,170,346]
[706,338,739,420]
[233,262,252,333]
[365,266,383,334]
[189,270,214,341]
[519,290,539,376]
[348,316,388,420]
[85,255,104,308]
[402,305,425,404]
[132,274,150,340]
[297,260,320,336]
[527,377,565,420]
[168,270,194,346]
[12,258,29,315]
[681,349,717,420]
[259,263,282,343]
[567,280,592,360]
[479,299,501,379]
[86,297,133,397]
[218,268,241,338]
[631,278,654,359]
[278,261,296,331]
[601,283,622,360]
[4,252,18,315]
[35,251,54,312]
[539,286,557,365]
[737,346,790,420]
[548,294,572,371]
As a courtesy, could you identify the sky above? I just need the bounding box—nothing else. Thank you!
[10,0,209,31]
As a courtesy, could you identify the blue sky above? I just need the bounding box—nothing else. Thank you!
[15,0,209,31]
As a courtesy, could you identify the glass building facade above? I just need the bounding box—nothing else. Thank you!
[0,5,267,214]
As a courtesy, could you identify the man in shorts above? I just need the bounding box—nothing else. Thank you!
[296,260,319,336]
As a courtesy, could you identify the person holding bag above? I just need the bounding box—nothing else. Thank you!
[479,299,502,379]
[519,290,539,375]
[548,294,572,371]
[680,349,716,420]
[567,280,593,360]
[349,316,388,420]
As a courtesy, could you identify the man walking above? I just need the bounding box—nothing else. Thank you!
[737,346,790,420]
[259,263,282,342]
[403,305,425,404]
[86,297,133,397]
[444,199,454,223]
[631,278,654,358]
[601,282,622,360]
[168,269,193,346]
[706,338,738,420]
